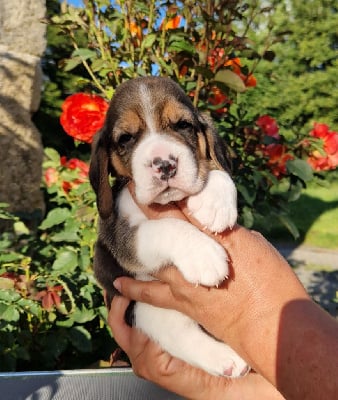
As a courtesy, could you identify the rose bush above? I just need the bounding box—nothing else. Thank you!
[0,150,115,371]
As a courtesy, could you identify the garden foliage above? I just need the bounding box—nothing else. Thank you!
[0,0,337,371]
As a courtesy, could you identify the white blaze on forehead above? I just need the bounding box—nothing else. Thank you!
[139,83,157,134]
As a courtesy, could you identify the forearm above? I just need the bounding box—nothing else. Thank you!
[276,300,338,399]
[232,295,338,400]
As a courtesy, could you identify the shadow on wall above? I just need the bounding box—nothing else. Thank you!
[0,49,44,228]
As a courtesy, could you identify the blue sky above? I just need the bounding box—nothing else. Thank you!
[64,0,83,6]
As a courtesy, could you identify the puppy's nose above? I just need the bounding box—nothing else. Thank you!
[152,156,177,180]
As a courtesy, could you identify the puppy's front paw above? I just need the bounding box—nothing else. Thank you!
[187,170,237,233]
[174,231,228,286]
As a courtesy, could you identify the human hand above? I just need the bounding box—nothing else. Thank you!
[108,294,285,400]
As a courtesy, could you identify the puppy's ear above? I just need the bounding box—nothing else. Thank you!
[89,129,113,219]
[198,113,231,172]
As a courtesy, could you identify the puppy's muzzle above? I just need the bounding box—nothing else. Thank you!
[152,156,177,181]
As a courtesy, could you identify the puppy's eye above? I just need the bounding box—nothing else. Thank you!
[174,120,194,131]
[117,133,134,148]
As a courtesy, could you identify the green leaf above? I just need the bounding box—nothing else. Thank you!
[141,33,157,50]
[241,206,254,228]
[72,48,97,60]
[52,249,78,272]
[13,221,30,236]
[44,147,61,164]
[17,298,41,317]
[39,208,71,230]
[68,326,92,353]
[286,159,313,182]
[288,181,303,202]
[72,307,96,324]
[0,304,20,322]
[237,184,256,205]
[276,214,300,239]
[167,40,195,54]
[269,178,290,195]
[64,56,83,72]
[0,278,14,290]
[214,69,246,92]
[51,230,80,242]
[0,289,21,302]
[56,317,75,328]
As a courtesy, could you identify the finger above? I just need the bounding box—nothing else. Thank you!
[108,296,133,352]
[113,276,181,310]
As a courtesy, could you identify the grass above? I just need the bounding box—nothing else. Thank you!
[257,175,338,250]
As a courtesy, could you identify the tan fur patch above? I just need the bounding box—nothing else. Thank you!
[111,152,131,177]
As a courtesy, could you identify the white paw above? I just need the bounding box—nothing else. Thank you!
[174,230,228,286]
[201,340,250,378]
[187,170,237,233]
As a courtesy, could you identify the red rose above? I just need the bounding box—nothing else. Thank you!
[60,157,89,193]
[60,93,109,143]
[307,123,338,171]
[256,115,280,139]
[60,157,89,177]
[264,143,294,177]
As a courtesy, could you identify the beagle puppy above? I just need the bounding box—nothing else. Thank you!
[89,76,249,377]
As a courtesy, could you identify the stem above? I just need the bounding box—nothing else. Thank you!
[70,34,109,97]
[55,277,76,315]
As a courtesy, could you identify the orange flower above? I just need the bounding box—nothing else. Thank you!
[307,123,338,171]
[264,144,294,177]
[208,87,231,115]
[224,57,257,87]
[60,93,109,144]
[128,20,142,40]
[244,74,257,87]
[160,15,181,30]
[224,57,242,75]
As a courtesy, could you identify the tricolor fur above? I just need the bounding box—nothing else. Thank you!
[89,77,249,377]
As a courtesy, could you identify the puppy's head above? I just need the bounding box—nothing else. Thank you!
[90,77,230,219]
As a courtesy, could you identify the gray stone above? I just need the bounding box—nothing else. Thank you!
[0,0,46,56]
[0,0,47,222]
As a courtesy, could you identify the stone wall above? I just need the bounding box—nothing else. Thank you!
[0,0,46,223]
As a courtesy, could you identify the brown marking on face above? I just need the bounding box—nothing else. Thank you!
[112,112,140,143]
[111,152,131,177]
[161,100,193,126]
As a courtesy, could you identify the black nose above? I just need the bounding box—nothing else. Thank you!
[152,156,177,180]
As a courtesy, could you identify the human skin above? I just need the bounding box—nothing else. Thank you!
[108,184,338,399]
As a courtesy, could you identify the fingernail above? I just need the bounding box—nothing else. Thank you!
[113,279,122,292]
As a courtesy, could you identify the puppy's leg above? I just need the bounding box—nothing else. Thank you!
[115,187,229,286]
[94,241,132,305]
[134,302,249,377]
[136,218,229,286]
[187,170,237,233]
